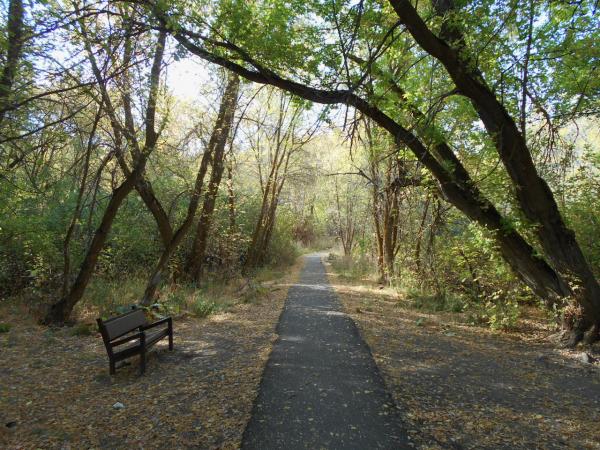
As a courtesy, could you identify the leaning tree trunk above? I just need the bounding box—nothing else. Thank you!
[430,139,571,304]
[389,0,600,343]
[62,108,101,297]
[370,53,573,308]
[43,162,147,324]
[117,30,174,249]
[43,29,167,325]
[139,137,213,305]
[185,160,227,282]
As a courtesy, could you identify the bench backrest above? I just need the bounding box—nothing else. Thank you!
[99,309,147,341]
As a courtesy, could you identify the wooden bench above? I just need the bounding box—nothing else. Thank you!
[97,308,173,375]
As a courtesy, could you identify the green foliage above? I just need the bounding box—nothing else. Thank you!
[487,299,521,331]
[467,297,521,331]
[409,289,465,313]
[84,277,147,317]
[0,172,72,295]
[330,255,371,281]
[191,295,217,318]
[1,0,599,335]
[362,300,374,313]
[562,137,600,277]
[263,208,300,268]
[69,323,93,336]
[406,286,520,330]
[0,323,11,333]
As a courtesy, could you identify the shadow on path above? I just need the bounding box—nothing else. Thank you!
[242,254,410,449]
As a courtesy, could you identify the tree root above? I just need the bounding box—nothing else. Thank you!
[553,324,600,348]
[39,301,69,326]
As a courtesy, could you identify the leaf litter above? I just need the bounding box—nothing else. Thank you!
[325,262,600,450]
[0,262,302,449]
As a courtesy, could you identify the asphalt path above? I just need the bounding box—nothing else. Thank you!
[242,254,410,449]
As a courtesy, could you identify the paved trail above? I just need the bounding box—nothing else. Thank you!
[242,254,409,449]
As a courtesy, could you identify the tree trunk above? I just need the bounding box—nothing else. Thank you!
[43,162,146,324]
[366,54,571,304]
[0,0,25,128]
[414,195,431,275]
[382,160,402,282]
[117,30,174,248]
[258,174,286,262]
[388,0,600,340]
[244,99,294,270]
[431,139,570,304]
[372,188,385,282]
[113,147,174,248]
[186,73,239,282]
[43,29,167,325]
[227,161,236,233]
[366,128,386,282]
[140,143,213,305]
[246,173,286,267]
[143,72,239,303]
[383,219,395,281]
[62,108,101,297]
[333,177,355,258]
[245,168,277,269]
[186,151,228,281]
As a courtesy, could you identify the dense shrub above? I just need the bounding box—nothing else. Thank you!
[191,295,217,318]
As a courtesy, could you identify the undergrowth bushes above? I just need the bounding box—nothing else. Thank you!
[78,261,287,322]
[329,254,371,280]
[263,210,301,267]
[401,288,520,330]
[330,247,526,331]
[191,296,218,318]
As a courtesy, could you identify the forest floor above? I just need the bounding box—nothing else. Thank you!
[325,258,600,449]
[0,259,302,450]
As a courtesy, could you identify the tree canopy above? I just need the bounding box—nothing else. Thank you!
[0,0,599,344]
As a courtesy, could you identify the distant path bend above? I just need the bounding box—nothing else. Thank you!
[242,253,409,449]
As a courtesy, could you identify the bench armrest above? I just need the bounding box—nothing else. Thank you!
[140,317,172,331]
[110,331,144,347]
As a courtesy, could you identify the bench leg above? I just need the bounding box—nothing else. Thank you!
[168,331,173,351]
[140,350,146,375]
[109,359,116,375]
